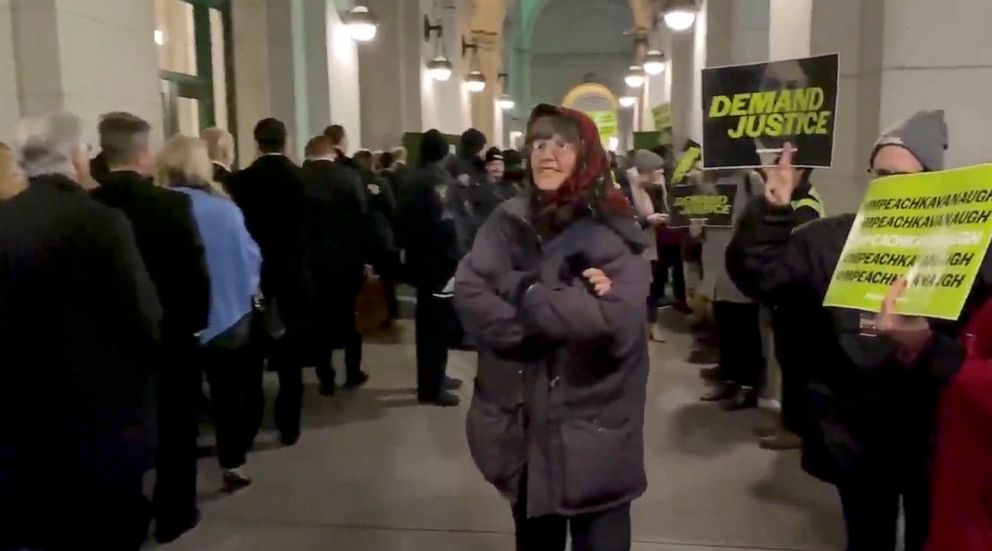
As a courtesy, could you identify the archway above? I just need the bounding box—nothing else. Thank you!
[562,82,621,150]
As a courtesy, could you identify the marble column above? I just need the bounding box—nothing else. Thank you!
[8,0,161,145]
[0,0,20,142]
[878,0,992,170]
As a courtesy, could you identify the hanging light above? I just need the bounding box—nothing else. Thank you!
[427,56,453,81]
[465,70,487,93]
[624,66,645,88]
[619,96,637,108]
[497,94,515,111]
[662,0,697,31]
[344,5,378,42]
[643,50,666,75]
[153,29,165,46]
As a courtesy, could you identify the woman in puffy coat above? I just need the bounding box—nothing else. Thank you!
[454,104,651,551]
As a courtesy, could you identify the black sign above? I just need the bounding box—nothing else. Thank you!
[701,53,839,169]
[668,183,739,228]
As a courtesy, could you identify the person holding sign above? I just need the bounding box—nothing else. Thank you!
[454,104,650,550]
[697,169,766,411]
[628,149,670,342]
[726,110,992,551]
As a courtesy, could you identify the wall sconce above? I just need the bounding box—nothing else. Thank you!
[344,5,379,42]
[465,70,487,93]
[423,15,452,81]
[661,0,697,31]
[624,66,646,88]
[461,35,480,57]
[643,50,666,75]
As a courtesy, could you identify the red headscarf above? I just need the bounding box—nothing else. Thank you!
[526,104,631,216]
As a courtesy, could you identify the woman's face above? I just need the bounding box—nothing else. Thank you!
[530,134,578,191]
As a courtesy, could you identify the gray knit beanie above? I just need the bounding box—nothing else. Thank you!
[633,149,664,174]
[871,110,948,171]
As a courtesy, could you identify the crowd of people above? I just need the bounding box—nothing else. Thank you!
[1,102,991,551]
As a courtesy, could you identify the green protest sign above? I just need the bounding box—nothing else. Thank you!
[823,164,992,320]
[668,183,738,228]
[672,145,701,185]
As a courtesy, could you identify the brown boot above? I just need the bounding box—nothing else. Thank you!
[759,431,802,450]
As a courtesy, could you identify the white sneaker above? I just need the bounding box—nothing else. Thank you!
[650,325,667,343]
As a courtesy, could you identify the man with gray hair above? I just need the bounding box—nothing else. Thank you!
[0,112,162,549]
[91,111,210,544]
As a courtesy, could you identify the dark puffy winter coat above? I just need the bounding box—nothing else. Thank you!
[454,196,651,517]
[726,198,991,483]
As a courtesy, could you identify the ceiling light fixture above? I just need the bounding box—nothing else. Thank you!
[619,96,637,108]
[497,94,515,110]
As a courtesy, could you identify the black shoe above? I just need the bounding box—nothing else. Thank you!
[418,391,460,407]
[701,382,738,402]
[222,468,253,493]
[444,376,463,390]
[280,431,300,447]
[155,509,201,544]
[319,382,336,396]
[344,371,370,389]
[721,386,759,411]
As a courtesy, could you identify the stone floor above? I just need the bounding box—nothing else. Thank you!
[160,318,844,551]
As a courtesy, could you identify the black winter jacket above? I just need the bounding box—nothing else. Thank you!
[726,198,990,483]
[228,155,308,324]
[455,197,651,517]
[301,159,368,279]
[397,164,465,292]
[92,171,210,342]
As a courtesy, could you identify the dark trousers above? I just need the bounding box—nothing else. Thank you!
[713,301,765,387]
[513,478,631,551]
[646,260,660,324]
[312,286,363,386]
[415,288,451,399]
[838,474,930,551]
[774,318,811,435]
[202,345,263,470]
[152,340,201,531]
[655,241,686,303]
[375,252,400,321]
[270,330,304,439]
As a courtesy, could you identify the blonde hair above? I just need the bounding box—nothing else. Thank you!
[0,141,26,200]
[200,126,234,166]
[154,135,228,197]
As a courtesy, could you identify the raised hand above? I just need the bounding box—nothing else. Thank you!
[764,142,798,208]
[877,277,932,351]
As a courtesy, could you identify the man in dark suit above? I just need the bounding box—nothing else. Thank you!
[227,118,309,446]
[0,113,162,550]
[302,136,371,395]
[90,112,211,544]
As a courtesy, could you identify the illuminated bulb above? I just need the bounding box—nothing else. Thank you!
[643,50,666,75]
[497,94,515,110]
[664,9,696,31]
[345,5,378,42]
[154,29,165,46]
[619,96,637,108]
[465,70,487,93]
[624,66,645,88]
[427,57,453,81]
